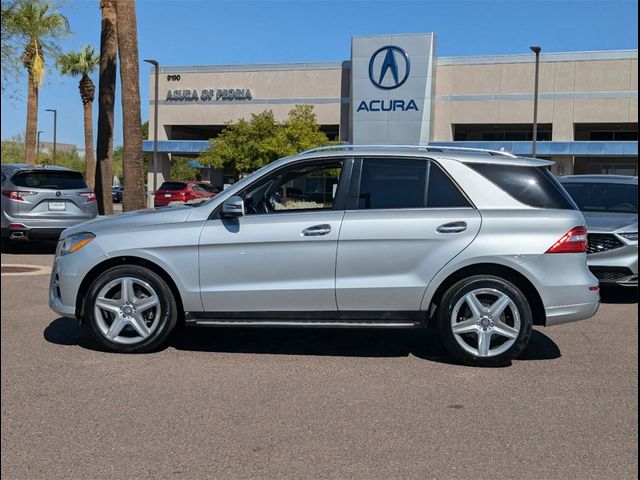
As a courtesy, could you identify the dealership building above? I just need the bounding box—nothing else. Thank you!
[143,33,638,188]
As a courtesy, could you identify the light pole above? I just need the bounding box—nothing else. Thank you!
[530,46,541,158]
[37,130,43,157]
[45,109,57,165]
[144,59,159,207]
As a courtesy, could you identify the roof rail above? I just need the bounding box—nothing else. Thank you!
[298,144,518,158]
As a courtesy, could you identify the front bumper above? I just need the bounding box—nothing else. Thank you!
[587,242,638,287]
[49,240,109,319]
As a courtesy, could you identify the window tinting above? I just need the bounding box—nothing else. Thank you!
[159,182,187,191]
[357,158,427,209]
[427,163,471,208]
[468,163,576,210]
[11,170,87,190]
[561,182,637,214]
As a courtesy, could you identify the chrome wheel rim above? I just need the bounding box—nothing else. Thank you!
[94,277,161,345]
[450,288,521,358]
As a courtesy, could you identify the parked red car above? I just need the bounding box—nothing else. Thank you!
[154,181,219,207]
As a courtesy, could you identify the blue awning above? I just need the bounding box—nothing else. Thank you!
[143,140,638,157]
[428,141,637,157]
[143,140,209,154]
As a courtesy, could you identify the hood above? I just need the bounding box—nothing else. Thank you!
[60,205,194,239]
[583,211,638,234]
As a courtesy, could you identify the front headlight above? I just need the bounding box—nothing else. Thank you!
[60,233,95,255]
[619,232,638,242]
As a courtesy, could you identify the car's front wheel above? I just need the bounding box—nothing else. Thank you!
[437,275,533,367]
[84,265,178,353]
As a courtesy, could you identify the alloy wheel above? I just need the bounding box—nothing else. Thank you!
[450,288,521,358]
[94,277,161,345]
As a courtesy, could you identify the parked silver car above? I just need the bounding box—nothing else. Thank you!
[49,145,600,366]
[1,164,98,241]
[559,175,638,288]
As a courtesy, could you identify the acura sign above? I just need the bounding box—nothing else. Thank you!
[351,33,436,144]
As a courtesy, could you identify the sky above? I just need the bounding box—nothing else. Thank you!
[1,0,638,148]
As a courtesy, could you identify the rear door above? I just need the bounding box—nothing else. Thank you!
[10,169,95,220]
[336,157,481,311]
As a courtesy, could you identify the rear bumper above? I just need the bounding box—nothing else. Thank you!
[516,253,601,327]
[545,300,600,326]
[1,212,96,240]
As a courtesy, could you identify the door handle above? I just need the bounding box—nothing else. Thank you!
[437,221,467,234]
[302,224,331,236]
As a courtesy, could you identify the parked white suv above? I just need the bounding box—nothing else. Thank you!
[50,145,600,366]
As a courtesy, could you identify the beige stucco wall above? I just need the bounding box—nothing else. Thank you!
[151,52,637,145]
[149,67,345,140]
[433,56,638,141]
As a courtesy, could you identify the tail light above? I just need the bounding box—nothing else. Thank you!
[2,190,37,202]
[78,192,96,202]
[546,226,587,254]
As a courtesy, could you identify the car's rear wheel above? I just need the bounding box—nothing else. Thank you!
[84,265,178,353]
[437,275,533,367]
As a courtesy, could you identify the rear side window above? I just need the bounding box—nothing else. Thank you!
[427,163,471,208]
[357,158,427,209]
[159,182,187,191]
[11,170,87,190]
[468,163,576,210]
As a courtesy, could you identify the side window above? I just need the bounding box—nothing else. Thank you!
[427,162,472,208]
[242,160,344,215]
[357,158,427,209]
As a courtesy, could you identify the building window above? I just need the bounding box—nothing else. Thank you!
[574,123,638,141]
[453,124,552,142]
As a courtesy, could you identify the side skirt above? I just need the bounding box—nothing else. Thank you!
[184,311,425,329]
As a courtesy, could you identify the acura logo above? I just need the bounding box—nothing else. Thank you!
[368,46,410,90]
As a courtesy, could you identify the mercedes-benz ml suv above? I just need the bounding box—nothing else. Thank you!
[49,146,600,367]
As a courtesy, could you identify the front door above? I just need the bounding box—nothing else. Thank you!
[198,158,349,312]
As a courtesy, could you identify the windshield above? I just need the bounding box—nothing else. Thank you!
[561,182,638,214]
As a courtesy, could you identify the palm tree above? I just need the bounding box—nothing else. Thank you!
[115,0,145,211]
[58,45,99,189]
[95,0,117,215]
[8,0,69,164]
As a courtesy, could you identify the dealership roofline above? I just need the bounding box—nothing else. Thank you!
[157,49,638,74]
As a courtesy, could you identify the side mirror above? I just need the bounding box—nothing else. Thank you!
[222,195,245,217]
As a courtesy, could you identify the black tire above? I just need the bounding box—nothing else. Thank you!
[437,275,533,367]
[84,265,178,353]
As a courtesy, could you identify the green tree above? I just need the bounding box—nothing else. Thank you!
[58,45,100,189]
[198,105,330,176]
[274,104,330,157]
[1,133,26,163]
[5,0,69,164]
[170,157,199,181]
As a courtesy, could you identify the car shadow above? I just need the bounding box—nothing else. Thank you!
[44,317,561,364]
[600,286,638,304]
[1,240,57,254]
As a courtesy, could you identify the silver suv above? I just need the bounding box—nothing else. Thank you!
[1,164,98,241]
[49,146,600,367]
[559,175,638,288]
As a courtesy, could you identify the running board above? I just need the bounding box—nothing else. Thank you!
[185,311,423,329]
[186,319,420,328]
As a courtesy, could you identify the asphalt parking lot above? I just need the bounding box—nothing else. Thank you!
[1,244,638,480]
